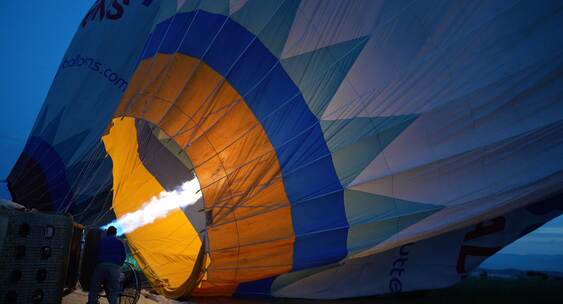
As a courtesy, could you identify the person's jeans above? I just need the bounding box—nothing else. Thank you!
[87,262,120,304]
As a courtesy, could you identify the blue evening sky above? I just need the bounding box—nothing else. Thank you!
[0,2,561,258]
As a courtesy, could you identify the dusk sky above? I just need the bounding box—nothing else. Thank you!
[0,1,561,258]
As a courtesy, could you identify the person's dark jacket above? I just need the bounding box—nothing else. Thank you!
[97,236,126,266]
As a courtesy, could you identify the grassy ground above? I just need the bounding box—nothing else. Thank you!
[387,276,563,304]
[190,276,563,304]
[64,275,563,304]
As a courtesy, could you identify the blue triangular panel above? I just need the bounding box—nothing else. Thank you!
[281,36,368,117]
[321,115,416,186]
[231,0,300,57]
[31,105,49,135]
[53,130,90,162]
[344,190,443,254]
[178,0,229,14]
[39,107,66,146]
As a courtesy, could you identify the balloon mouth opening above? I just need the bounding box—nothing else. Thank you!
[101,118,206,237]
[101,117,206,296]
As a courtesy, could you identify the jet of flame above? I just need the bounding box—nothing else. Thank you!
[102,178,202,236]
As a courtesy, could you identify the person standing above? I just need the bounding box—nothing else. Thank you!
[88,226,126,304]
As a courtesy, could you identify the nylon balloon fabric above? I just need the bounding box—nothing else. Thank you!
[7,0,563,299]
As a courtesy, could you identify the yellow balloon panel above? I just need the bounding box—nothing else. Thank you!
[102,117,202,297]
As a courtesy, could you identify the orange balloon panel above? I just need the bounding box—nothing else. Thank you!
[110,54,295,296]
